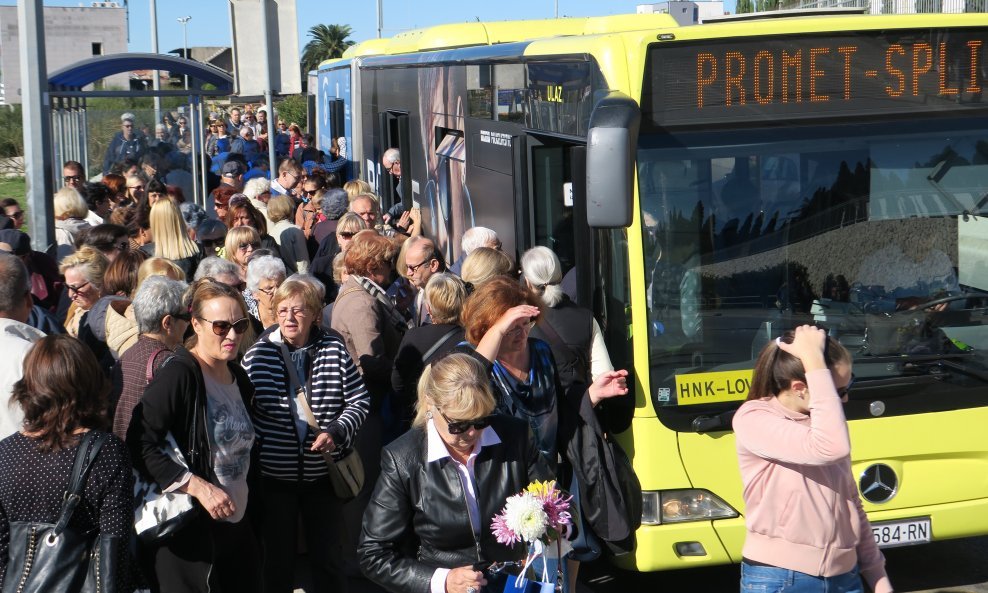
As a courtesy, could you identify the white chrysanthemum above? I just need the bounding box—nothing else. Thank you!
[503,492,548,542]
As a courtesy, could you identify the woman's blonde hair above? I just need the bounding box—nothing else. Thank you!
[223,226,260,265]
[413,353,496,428]
[344,179,373,201]
[336,211,367,235]
[53,187,88,220]
[461,247,513,287]
[332,251,346,284]
[267,194,295,223]
[151,199,199,260]
[59,246,109,290]
[425,273,467,325]
[137,257,186,287]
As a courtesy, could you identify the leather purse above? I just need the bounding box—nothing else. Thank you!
[132,349,198,544]
[2,431,111,593]
[279,341,365,501]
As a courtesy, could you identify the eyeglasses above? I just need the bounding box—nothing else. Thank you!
[63,175,83,183]
[238,241,260,251]
[276,306,308,318]
[338,231,356,240]
[438,409,492,435]
[836,375,855,398]
[507,319,537,336]
[197,317,250,336]
[8,210,24,219]
[66,281,91,296]
[122,124,133,128]
[302,189,318,197]
[406,259,433,275]
[256,285,277,297]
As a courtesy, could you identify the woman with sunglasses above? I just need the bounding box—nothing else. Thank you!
[461,276,630,593]
[242,277,369,593]
[128,277,260,593]
[223,225,262,282]
[733,326,892,593]
[359,353,550,593]
[225,195,282,259]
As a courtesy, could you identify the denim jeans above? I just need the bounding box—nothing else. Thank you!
[741,561,865,593]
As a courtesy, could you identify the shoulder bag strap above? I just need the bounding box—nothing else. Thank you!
[536,320,578,366]
[53,431,109,536]
[278,342,322,434]
[420,327,461,364]
[145,347,168,384]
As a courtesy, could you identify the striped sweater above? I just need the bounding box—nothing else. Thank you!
[242,326,370,481]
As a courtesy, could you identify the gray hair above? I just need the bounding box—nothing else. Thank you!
[194,256,241,282]
[520,246,564,307]
[321,188,349,220]
[0,253,29,314]
[246,255,286,292]
[180,202,208,233]
[133,275,188,334]
[121,112,136,123]
[383,147,400,166]
[461,226,499,255]
[243,177,271,200]
[287,272,326,301]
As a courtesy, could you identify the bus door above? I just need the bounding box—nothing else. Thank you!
[377,110,413,215]
[524,134,593,306]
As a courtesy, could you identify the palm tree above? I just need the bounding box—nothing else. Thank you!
[301,24,356,74]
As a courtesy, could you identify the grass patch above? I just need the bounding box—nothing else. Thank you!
[0,177,29,233]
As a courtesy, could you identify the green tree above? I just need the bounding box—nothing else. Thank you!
[301,24,355,75]
[276,94,308,132]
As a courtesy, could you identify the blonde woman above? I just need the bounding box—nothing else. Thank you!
[223,225,261,282]
[60,246,110,338]
[137,256,187,286]
[54,187,92,262]
[460,246,513,288]
[343,179,373,201]
[150,199,203,279]
[267,194,309,275]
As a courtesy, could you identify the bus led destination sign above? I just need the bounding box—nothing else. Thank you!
[644,30,988,127]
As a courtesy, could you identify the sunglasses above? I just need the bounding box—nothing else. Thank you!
[8,210,24,218]
[836,375,855,398]
[197,317,250,336]
[338,231,356,240]
[238,241,260,251]
[63,175,82,183]
[438,409,492,435]
[66,281,91,296]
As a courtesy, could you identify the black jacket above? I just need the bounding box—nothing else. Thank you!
[358,415,550,593]
[391,324,465,416]
[127,347,255,488]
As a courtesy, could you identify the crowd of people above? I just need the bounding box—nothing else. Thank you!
[0,104,893,593]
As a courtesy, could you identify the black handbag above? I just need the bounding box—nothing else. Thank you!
[2,431,113,593]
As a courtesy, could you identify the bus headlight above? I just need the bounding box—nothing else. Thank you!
[641,489,739,525]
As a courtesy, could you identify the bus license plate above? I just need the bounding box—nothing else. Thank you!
[871,518,931,548]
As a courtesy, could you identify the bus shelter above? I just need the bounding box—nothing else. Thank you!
[47,53,234,209]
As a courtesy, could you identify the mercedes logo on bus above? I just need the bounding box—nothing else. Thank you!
[859,464,899,504]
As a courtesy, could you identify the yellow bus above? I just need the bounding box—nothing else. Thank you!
[316,11,988,571]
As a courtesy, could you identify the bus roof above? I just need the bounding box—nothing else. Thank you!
[341,13,678,59]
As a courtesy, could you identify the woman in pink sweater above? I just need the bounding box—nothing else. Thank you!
[733,325,893,593]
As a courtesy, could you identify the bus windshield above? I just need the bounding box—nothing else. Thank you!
[638,116,988,420]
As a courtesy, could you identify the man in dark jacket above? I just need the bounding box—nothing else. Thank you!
[103,113,147,175]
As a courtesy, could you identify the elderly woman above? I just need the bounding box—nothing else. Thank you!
[267,194,310,275]
[243,255,286,333]
[110,276,190,439]
[128,278,259,593]
[2,335,133,591]
[359,353,549,593]
[61,246,109,339]
[312,187,349,245]
[460,247,514,288]
[462,277,630,592]
[521,246,613,393]
[54,186,92,261]
[242,277,370,593]
[223,225,261,282]
[391,273,467,423]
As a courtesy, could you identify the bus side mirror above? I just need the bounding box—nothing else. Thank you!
[586,92,640,229]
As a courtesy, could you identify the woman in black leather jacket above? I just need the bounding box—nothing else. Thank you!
[359,353,550,593]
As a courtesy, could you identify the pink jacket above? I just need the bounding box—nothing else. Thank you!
[733,369,892,593]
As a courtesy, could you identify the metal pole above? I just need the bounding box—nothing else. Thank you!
[18,0,55,252]
[178,16,191,90]
[198,99,208,208]
[81,98,89,176]
[150,0,161,126]
[260,0,277,174]
[188,99,200,207]
[377,0,384,38]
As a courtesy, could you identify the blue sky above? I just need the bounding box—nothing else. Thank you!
[2,0,734,54]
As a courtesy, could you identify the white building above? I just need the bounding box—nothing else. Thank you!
[638,1,727,24]
[0,3,128,105]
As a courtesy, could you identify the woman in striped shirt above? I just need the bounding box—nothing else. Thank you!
[241,276,370,593]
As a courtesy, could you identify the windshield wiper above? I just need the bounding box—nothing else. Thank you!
[859,351,988,383]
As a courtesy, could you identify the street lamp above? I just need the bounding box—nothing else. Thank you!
[177,15,191,89]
